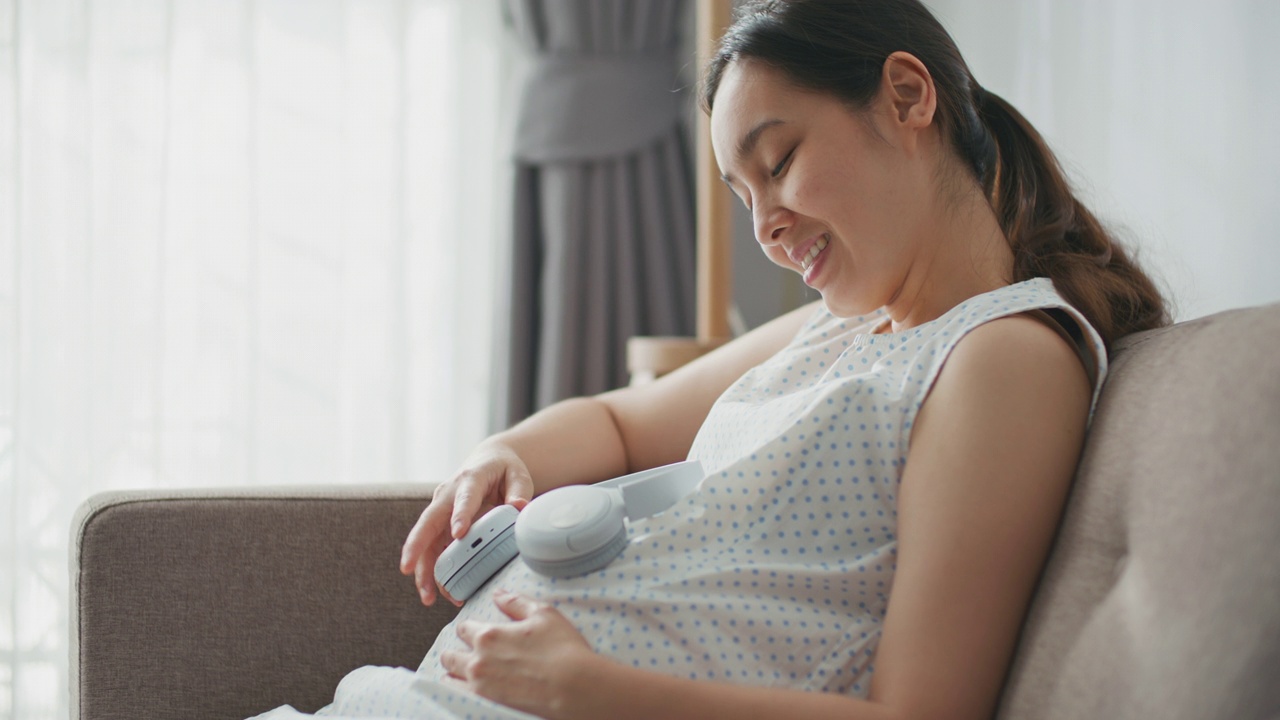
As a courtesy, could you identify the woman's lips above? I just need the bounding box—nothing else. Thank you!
[800,233,830,286]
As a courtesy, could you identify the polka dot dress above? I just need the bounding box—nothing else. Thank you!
[249,278,1107,720]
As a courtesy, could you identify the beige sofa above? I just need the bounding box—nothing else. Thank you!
[71,303,1280,720]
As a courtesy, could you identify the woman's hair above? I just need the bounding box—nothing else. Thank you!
[700,0,1170,351]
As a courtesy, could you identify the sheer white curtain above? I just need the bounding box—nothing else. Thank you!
[926,0,1280,321]
[0,0,508,717]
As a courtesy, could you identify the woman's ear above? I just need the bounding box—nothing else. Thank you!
[880,51,937,141]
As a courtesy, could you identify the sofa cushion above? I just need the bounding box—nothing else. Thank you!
[72,486,458,720]
[997,304,1280,720]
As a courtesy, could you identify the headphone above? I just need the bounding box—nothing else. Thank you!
[434,460,703,601]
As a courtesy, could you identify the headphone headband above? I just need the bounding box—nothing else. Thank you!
[436,460,705,599]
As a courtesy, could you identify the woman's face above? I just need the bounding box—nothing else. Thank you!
[710,60,937,318]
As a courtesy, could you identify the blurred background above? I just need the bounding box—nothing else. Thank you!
[1,2,509,717]
[2,1,1277,718]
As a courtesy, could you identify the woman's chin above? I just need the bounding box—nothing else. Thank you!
[819,292,865,319]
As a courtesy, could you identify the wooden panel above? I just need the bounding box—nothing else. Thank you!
[696,0,735,343]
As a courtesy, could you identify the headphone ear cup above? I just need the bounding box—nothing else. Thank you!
[519,523,627,578]
[442,530,518,601]
[515,485,627,579]
[435,505,520,601]
[513,460,703,579]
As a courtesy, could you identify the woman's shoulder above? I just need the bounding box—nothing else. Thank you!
[934,311,1094,426]
[942,277,1108,408]
[952,312,1089,374]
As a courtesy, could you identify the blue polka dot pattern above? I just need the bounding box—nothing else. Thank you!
[255,278,1107,719]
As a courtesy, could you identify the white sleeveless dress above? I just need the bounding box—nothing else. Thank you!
[252,277,1107,720]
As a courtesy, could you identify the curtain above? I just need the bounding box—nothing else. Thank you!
[0,1,507,718]
[493,0,696,428]
[926,0,1280,321]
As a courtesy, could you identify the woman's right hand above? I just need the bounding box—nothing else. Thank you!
[399,443,535,606]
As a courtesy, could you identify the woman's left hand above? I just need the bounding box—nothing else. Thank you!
[441,589,596,719]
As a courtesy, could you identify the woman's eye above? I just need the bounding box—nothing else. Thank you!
[770,148,795,178]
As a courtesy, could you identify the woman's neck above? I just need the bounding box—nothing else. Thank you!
[882,182,1014,333]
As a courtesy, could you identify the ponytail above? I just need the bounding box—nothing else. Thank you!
[702,0,1171,353]
[973,88,1170,350]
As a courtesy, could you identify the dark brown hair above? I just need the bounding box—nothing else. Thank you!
[701,0,1169,351]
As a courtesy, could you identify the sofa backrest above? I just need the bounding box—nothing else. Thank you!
[997,303,1280,720]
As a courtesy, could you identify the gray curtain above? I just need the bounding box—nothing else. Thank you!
[493,0,697,428]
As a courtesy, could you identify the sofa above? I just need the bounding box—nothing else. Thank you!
[71,303,1280,720]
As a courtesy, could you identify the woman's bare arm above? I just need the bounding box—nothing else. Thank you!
[477,299,821,496]
[444,313,1092,720]
[867,314,1091,720]
[402,301,819,604]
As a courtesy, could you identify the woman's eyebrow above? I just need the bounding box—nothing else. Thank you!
[721,118,786,185]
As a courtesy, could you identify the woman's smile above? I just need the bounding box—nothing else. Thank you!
[796,233,831,286]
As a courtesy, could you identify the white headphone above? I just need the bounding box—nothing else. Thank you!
[434,460,703,601]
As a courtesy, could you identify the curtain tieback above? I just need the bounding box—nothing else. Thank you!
[513,51,682,163]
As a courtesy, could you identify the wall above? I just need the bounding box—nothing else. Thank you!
[927,0,1280,321]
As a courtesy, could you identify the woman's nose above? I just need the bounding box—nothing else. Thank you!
[753,201,790,246]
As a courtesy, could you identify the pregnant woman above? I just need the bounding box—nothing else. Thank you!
[255,1,1167,718]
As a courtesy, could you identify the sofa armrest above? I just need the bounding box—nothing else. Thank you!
[71,485,461,720]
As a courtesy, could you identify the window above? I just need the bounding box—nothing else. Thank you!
[0,1,507,717]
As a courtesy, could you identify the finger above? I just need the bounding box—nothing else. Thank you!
[414,549,437,606]
[504,468,535,510]
[438,584,463,608]
[450,478,489,539]
[400,489,455,574]
[399,508,432,575]
[493,588,539,621]
[437,671,468,686]
[454,620,477,649]
[413,531,452,606]
[439,649,466,680]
